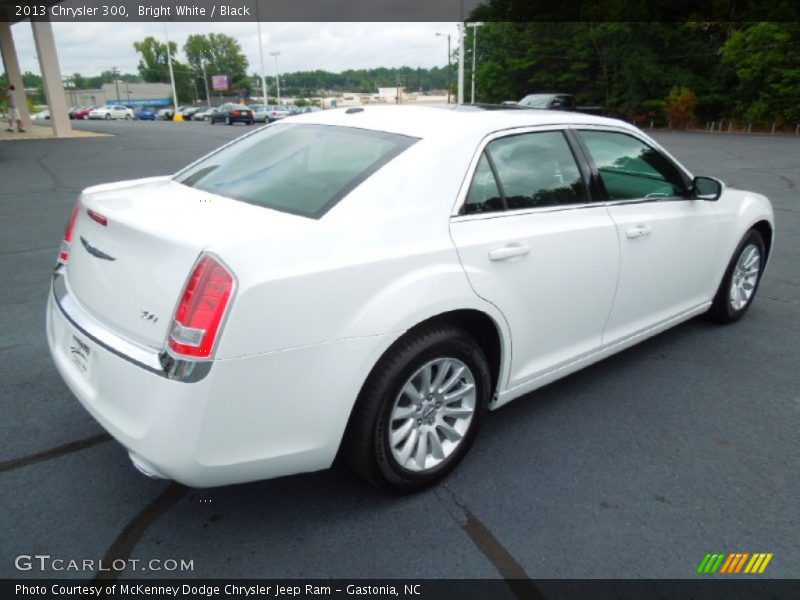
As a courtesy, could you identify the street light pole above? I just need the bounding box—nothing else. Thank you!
[467,22,484,104]
[201,58,210,106]
[255,7,268,103]
[270,51,281,104]
[163,23,178,112]
[435,32,451,104]
[457,23,465,104]
[112,66,120,104]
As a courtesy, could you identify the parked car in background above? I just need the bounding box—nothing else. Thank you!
[89,105,134,120]
[193,107,215,121]
[134,107,157,121]
[249,104,270,123]
[180,107,201,120]
[32,110,51,120]
[72,106,95,120]
[47,106,773,491]
[263,105,291,122]
[208,103,254,125]
[517,93,603,115]
[295,106,322,114]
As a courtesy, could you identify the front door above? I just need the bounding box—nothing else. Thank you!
[575,128,720,343]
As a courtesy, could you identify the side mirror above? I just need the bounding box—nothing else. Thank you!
[691,176,722,201]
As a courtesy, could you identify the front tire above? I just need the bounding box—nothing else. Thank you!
[707,229,766,323]
[342,324,491,493]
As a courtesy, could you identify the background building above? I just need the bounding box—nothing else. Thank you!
[65,82,172,108]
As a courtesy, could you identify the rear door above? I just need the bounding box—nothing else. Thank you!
[574,128,720,343]
[450,127,620,389]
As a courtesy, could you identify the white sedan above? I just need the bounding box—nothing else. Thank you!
[47,106,774,491]
[88,105,134,120]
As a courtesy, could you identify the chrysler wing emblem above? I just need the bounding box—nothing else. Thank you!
[80,236,116,261]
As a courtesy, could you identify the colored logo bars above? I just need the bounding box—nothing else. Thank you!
[697,552,773,574]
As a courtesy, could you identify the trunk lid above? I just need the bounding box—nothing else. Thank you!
[64,177,305,349]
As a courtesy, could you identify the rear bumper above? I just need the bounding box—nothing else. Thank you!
[47,271,399,487]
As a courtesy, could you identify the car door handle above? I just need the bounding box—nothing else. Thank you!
[488,244,531,261]
[625,225,653,239]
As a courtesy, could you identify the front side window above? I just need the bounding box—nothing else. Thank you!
[578,130,688,200]
[175,124,418,219]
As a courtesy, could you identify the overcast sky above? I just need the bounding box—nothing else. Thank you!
[10,22,462,78]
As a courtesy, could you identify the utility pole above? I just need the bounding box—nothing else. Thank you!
[163,23,178,111]
[467,22,484,104]
[270,51,281,104]
[112,66,120,104]
[457,23,465,104]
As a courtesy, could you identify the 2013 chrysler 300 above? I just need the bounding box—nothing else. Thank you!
[47,106,774,492]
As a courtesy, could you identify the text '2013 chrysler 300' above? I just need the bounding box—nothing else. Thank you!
[47,106,774,492]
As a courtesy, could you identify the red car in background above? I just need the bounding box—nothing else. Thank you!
[71,106,96,120]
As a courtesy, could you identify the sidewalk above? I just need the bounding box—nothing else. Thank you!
[0,122,110,142]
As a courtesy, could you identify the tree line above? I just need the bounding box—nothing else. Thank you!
[465,8,800,128]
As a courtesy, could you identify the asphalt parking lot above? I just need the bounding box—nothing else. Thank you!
[1,119,798,583]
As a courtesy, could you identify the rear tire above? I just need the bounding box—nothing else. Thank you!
[706,229,766,323]
[342,324,490,493]
[225,117,231,125]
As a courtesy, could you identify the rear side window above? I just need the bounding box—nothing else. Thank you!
[578,130,688,200]
[175,124,418,218]
[463,154,504,214]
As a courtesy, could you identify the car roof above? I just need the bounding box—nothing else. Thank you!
[284,104,633,140]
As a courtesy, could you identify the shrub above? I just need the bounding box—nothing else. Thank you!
[664,86,697,129]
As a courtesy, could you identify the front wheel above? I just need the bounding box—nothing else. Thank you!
[342,324,491,493]
[707,229,766,323]
[125,114,131,120]
[104,114,110,120]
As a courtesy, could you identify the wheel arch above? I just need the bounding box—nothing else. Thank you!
[750,219,773,263]
[336,307,509,469]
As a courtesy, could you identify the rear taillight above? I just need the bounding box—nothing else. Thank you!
[232,110,240,116]
[58,201,81,264]
[168,255,235,359]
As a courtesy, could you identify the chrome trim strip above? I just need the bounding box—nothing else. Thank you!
[450,201,603,222]
[52,272,211,383]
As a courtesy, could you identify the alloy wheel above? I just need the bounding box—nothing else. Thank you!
[729,243,761,311]
[388,357,476,472]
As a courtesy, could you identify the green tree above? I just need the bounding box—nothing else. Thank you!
[183,33,249,93]
[719,22,800,125]
[133,36,176,82]
[133,36,193,103]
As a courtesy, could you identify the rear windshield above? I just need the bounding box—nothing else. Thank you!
[175,123,418,218]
